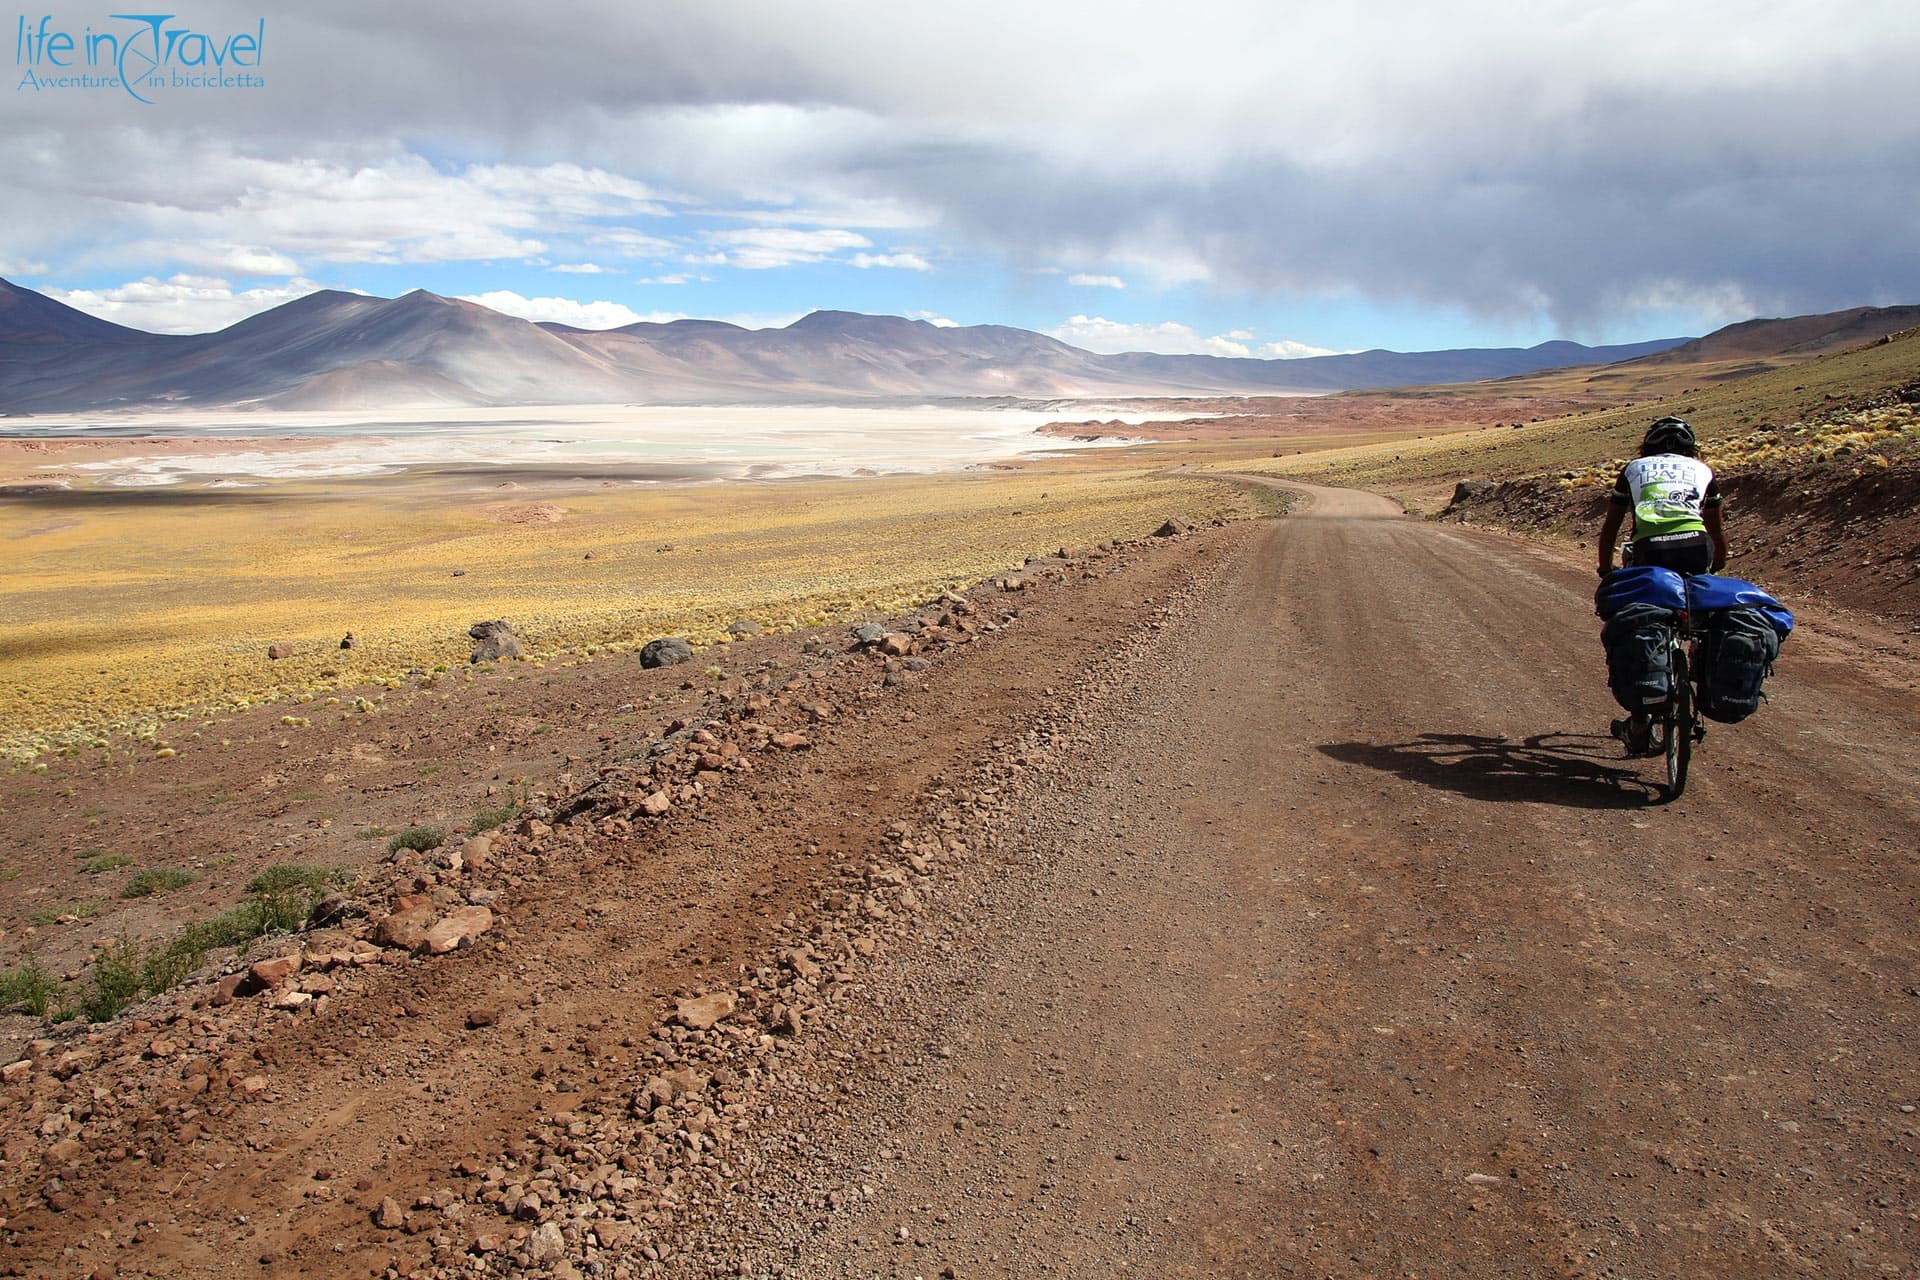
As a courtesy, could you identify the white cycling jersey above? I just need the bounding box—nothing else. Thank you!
[1612,454,1720,540]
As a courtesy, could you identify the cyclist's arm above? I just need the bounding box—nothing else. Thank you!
[1704,503,1728,571]
[1597,501,1627,576]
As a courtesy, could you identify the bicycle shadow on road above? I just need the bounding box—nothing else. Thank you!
[1318,732,1661,809]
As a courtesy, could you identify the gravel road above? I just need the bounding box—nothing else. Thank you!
[3,481,1914,1280]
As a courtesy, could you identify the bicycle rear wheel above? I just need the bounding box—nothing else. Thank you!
[1664,643,1692,799]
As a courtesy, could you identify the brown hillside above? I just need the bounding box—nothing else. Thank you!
[1634,304,1920,365]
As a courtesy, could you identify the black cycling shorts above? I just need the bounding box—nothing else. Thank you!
[1627,530,1714,575]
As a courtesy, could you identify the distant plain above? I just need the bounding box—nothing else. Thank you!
[0,402,1304,761]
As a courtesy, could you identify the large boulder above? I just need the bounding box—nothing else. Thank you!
[640,636,694,669]
[468,620,522,663]
[1450,480,1496,507]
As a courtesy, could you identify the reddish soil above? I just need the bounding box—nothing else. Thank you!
[3,482,1917,1280]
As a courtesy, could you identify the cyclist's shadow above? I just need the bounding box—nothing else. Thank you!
[1318,731,1661,809]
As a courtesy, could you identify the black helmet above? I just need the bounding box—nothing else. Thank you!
[1641,415,1696,456]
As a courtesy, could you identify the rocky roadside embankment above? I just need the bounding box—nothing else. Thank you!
[0,515,1233,1280]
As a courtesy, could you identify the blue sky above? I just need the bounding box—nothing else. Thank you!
[6,2,1918,355]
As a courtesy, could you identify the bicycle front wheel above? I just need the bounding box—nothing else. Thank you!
[1665,643,1693,799]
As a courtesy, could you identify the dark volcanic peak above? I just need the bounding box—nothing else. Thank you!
[0,276,153,344]
[212,288,383,337]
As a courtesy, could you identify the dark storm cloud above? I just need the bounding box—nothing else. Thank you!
[7,0,1918,329]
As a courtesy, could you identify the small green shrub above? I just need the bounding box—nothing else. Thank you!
[0,867,19,884]
[121,868,197,898]
[246,863,351,932]
[140,937,204,993]
[469,797,521,834]
[79,935,146,1022]
[0,957,66,1019]
[386,825,446,855]
[83,852,134,875]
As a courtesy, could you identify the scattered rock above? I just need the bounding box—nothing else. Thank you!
[640,637,695,669]
[373,1196,406,1229]
[673,992,738,1031]
[422,906,494,955]
[769,1003,802,1037]
[852,623,887,646]
[1153,516,1195,537]
[372,902,437,951]
[727,618,761,637]
[339,632,358,650]
[639,789,673,816]
[247,954,302,989]
[208,972,248,1006]
[770,732,812,750]
[2,1060,31,1084]
[468,619,522,663]
[527,1221,565,1265]
[879,632,914,657]
[465,1008,499,1030]
[266,643,293,660]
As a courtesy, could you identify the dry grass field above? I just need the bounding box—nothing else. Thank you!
[1219,329,1920,508]
[1,461,1277,762]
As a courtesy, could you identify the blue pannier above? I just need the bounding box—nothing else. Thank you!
[1685,574,1794,638]
[1595,565,1687,619]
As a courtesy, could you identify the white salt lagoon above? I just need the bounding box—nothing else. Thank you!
[5,403,1172,487]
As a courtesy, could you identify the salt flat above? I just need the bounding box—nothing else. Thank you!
[1,403,1164,487]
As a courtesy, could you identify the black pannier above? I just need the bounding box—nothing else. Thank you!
[1697,607,1781,723]
[1601,602,1673,713]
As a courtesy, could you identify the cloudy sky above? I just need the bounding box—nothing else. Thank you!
[6,1,1918,353]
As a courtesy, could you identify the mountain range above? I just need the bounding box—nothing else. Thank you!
[0,277,1904,413]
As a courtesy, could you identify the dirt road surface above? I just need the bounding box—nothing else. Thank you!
[3,481,1915,1280]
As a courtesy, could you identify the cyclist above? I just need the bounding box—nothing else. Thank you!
[1597,415,1728,753]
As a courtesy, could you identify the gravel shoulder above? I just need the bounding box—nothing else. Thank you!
[3,482,1916,1280]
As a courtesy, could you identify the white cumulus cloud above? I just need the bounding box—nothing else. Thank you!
[850,251,932,271]
[1046,315,1256,357]
[458,290,671,329]
[1258,339,1348,359]
[44,275,331,334]
[698,227,872,270]
[1067,273,1126,289]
